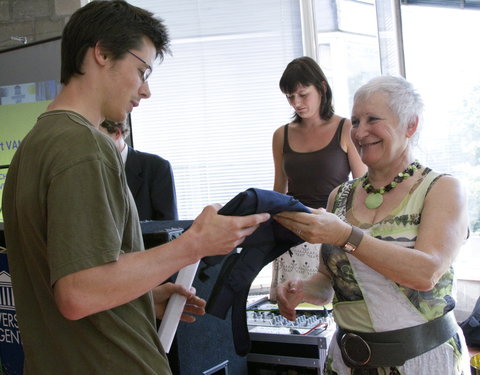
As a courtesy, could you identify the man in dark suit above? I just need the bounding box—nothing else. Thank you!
[100,120,178,221]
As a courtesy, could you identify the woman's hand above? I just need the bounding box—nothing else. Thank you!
[276,273,334,322]
[274,209,351,247]
[276,279,305,321]
[153,283,206,323]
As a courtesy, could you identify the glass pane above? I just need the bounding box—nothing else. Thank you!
[401,5,480,280]
[129,0,301,219]
[316,0,380,117]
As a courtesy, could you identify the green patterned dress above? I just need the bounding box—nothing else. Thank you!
[322,168,469,375]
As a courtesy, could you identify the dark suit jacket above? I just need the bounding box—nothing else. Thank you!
[125,146,178,221]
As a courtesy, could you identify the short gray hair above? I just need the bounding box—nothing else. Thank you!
[354,76,424,144]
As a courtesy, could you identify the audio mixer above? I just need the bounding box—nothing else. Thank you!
[246,296,336,374]
[247,296,334,333]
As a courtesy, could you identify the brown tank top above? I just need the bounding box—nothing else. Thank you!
[283,118,350,208]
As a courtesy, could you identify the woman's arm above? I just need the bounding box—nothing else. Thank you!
[341,119,366,178]
[354,175,468,290]
[276,271,334,321]
[274,176,468,291]
[272,125,287,193]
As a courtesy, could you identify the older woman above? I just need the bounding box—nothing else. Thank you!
[274,76,470,374]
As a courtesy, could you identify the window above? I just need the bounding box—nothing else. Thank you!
[401,0,480,9]
[401,4,480,280]
[129,0,302,219]
[129,0,379,221]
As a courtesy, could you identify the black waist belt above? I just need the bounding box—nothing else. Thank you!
[336,311,458,368]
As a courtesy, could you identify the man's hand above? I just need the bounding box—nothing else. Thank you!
[153,283,206,323]
[186,204,270,259]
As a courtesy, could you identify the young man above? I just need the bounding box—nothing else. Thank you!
[2,1,269,374]
[99,119,178,221]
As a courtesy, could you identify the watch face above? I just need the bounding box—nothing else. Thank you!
[342,243,356,253]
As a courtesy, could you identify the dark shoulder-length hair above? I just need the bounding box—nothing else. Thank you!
[279,56,334,122]
[61,0,170,84]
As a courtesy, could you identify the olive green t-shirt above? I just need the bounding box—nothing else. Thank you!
[2,111,171,374]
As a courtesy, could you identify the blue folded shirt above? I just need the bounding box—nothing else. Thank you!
[204,188,311,356]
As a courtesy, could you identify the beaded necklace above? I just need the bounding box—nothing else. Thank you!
[361,160,422,209]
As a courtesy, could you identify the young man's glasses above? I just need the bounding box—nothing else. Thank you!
[127,50,152,82]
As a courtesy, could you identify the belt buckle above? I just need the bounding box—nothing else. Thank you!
[340,333,372,367]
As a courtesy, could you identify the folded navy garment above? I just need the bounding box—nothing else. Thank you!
[204,187,311,356]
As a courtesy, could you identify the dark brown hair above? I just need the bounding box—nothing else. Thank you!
[279,56,334,121]
[61,0,170,84]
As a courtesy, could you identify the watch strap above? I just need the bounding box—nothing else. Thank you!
[341,226,364,253]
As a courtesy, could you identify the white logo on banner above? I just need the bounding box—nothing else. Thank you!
[0,271,15,311]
